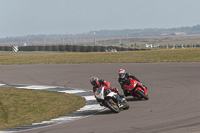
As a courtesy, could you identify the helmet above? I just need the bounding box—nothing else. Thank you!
[119,69,126,79]
[90,76,100,87]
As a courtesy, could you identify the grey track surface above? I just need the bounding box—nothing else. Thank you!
[0,63,200,133]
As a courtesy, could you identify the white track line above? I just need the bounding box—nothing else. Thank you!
[59,90,86,94]
[16,85,55,90]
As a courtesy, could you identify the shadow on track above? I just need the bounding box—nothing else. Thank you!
[125,97,147,102]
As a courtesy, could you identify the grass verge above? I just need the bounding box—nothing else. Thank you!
[0,87,86,130]
[0,48,200,64]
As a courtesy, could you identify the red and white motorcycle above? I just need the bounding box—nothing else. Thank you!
[94,85,129,113]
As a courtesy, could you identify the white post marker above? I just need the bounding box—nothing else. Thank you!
[12,45,18,52]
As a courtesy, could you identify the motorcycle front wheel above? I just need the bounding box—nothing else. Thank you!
[136,89,149,100]
[123,100,129,110]
[105,98,120,113]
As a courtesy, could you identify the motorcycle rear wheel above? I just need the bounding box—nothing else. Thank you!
[105,98,120,113]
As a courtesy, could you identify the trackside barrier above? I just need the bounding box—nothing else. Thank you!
[66,45,73,52]
[52,45,59,51]
[38,46,45,51]
[94,46,101,52]
[58,45,66,51]
[80,45,87,52]
[0,46,5,51]
[100,46,107,52]
[45,46,52,51]
[121,47,129,51]
[0,45,148,52]
[86,46,94,52]
[113,46,122,51]
[72,45,81,52]
[4,46,12,51]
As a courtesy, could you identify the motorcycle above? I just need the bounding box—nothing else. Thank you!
[123,78,149,100]
[94,85,129,113]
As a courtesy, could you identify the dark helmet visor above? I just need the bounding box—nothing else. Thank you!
[119,73,125,78]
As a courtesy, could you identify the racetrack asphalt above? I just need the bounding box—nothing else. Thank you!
[0,63,200,133]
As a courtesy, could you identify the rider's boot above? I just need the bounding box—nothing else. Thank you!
[115,95,124,108]
[118,101,124,108]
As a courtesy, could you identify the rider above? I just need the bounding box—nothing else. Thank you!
[90,76,124,107]
[118,68,142,97]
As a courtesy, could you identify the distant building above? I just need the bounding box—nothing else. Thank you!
[120,43,127,47]
[172,32,187,35]
[146,44,160,48]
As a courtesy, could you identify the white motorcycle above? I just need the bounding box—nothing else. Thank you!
[94,86,129,113]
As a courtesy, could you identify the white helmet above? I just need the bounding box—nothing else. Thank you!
[119,69,126,79]
[90,76,99,86]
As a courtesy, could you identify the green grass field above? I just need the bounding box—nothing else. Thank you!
[0,48,200,65]
[0,87,85,130]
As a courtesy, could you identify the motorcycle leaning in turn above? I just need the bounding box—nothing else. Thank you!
[94,85,129,113]
[123,78,149,100]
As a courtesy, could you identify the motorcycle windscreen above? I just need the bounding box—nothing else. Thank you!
[95,87,105,99]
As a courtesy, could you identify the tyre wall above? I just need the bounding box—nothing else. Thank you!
[80,45,87,52]
[121,47,129,51]
[72,45,81,52]
[2,45,140,52]
[45,46,52,51]
[59,45,66,51]
[86,46,94,52]
[4,46,12,51]
[113,46,122,51]
[93,46,101,52]
[66,45,73,52]
[0,46,5,51]
[100,46,107,52]
[52,45,59,51]
[38,46,45,51]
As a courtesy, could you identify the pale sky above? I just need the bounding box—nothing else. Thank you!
[0,0,200,38]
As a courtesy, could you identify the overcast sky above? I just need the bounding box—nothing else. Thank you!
[0,0,200,38]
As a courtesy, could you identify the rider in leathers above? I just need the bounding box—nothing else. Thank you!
[90,76,124,107]
[118,69,142,97]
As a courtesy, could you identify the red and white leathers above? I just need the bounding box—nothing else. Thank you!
[92,79,119,94]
